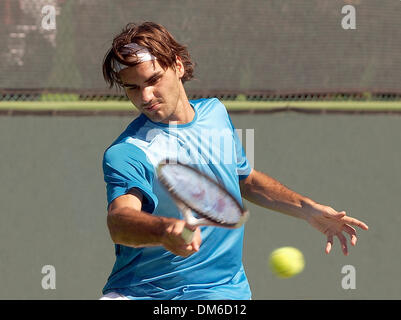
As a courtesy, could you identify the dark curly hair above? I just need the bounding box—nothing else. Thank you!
[103,22,195,89]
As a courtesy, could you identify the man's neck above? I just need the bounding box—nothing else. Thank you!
[161,86,194,125]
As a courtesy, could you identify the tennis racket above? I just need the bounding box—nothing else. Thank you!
[157,161,249,244]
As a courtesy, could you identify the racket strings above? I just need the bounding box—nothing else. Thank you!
[159,164,243,226]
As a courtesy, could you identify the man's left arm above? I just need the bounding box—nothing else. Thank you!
[239,169,369,255]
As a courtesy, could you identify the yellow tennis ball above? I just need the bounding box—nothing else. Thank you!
[269,247,305,278]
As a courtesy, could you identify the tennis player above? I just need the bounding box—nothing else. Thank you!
[100,22,368,300]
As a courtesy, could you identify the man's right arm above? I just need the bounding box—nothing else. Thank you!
[107,188,201,257]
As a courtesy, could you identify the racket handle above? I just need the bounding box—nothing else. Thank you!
[181,227,195,244]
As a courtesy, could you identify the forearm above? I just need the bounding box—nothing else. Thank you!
[240,169,317,220]
[107,207,171,247]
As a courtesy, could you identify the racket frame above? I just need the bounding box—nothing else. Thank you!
[157,161,249,230]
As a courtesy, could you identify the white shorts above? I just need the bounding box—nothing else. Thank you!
[99,292,130,300]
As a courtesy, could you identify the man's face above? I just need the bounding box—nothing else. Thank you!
[119,59,184,123]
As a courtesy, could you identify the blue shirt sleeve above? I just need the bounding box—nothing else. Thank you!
[102,143,158,212]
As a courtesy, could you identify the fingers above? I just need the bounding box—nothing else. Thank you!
[337,233,348,256]
[171,242,198,257]
[326,234,349,255]
[176,229,200,254]
[341,216,369,230]
[191,228,202,251]
[163,220,202,257]
[343,225,357,246]
[323,208,369,231]
[318,206,368,255]
[326,235,333,254]
[326,230,354,256]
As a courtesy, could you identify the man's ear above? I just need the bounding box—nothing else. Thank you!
[175,56,185,79]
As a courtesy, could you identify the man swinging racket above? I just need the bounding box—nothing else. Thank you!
[100,21,368,300]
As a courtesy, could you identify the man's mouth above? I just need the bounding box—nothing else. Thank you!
[144,103,160,111]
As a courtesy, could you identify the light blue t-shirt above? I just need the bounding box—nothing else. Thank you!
[102,98,252,300]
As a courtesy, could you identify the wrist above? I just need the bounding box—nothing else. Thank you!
[300,198,319,220]
[158,216,178,246]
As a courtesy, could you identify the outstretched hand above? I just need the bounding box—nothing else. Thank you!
[306,203,369,255]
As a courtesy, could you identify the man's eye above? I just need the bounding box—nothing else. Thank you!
[149,77,161,85]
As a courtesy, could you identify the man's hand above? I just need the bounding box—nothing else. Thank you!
[240,170,369,256]
[107,190,202,257]
[306,203,369,255]
[162,220,202,257]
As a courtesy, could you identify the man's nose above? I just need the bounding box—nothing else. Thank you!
[141,86,154,104]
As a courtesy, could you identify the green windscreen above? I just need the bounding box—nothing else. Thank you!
[1,0,400,97]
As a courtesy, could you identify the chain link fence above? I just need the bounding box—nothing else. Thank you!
[1,0,401,101]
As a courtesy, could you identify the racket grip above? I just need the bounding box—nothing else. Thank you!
[181,227,195,244]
